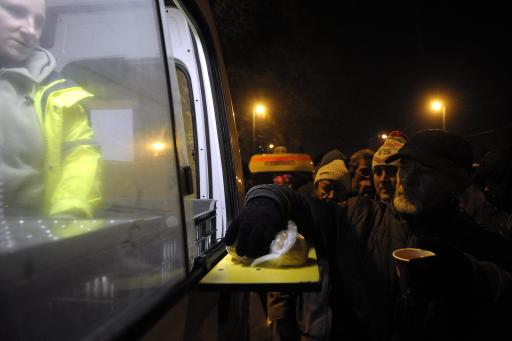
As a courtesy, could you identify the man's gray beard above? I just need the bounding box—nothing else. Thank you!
[393,193,422,215]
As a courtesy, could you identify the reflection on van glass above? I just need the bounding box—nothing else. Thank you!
[62,58,181,214]
[0,0,102,219]
[0,213,182,252]
[0,0,233,339]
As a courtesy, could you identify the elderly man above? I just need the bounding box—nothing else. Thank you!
[226,130,512,341]
[0,0,101,218]
[371,131,407,203]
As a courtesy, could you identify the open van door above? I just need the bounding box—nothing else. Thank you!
[0,0,246,340]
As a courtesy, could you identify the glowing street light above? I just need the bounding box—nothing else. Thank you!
[252,103,267,153]
[430,100,446,130]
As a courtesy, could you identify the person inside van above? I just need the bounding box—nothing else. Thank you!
[0,0,102,218]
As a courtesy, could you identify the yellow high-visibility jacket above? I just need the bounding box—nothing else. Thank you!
[33,72,102,218]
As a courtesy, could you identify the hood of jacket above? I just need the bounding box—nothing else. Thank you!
[1,46,56,84]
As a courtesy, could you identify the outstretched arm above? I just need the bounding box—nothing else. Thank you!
[49,104,102,218]
[225,184,341,258]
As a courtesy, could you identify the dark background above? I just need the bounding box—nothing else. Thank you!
[212,0,512,161]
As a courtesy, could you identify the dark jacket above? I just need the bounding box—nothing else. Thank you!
[244,185,512,341]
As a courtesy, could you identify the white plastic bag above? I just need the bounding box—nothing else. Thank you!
[250,220,309,267]
[226,220,309,267]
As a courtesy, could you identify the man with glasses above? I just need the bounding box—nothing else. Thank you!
[371,131,407,203]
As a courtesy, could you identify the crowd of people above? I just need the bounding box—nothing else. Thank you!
[230,129,512,341]
[2,1,512,339]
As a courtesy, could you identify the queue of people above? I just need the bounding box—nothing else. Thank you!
[232,129,512,341]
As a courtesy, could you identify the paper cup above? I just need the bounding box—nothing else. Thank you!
[392,248,436,292]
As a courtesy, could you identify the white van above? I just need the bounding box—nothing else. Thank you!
[0,0,247,339]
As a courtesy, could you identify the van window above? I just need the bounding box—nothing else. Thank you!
[1,1,190,339]
[1,0,236,337]
[176,65,199,199]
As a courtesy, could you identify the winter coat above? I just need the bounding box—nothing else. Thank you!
[35,71,101,217]
[1,46,101,217]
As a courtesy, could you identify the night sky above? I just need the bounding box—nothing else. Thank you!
[213,1,512,161]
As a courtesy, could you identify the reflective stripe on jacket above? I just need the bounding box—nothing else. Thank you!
[33,72,102,217]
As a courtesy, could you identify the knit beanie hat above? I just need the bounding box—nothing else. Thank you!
[320,149,348,167]
[314,160,351,192]
[372,133,406,169]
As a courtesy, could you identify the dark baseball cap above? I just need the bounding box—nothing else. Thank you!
[386,129,473,170]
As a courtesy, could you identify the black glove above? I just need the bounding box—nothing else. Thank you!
[225,197,286,258]
[407,237,474,299]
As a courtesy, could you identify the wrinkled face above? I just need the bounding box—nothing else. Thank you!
[315,179,348,203]
[0,0,45,65]
[393,158,454,215]
[373,164,398,202]
[351,158,373,195]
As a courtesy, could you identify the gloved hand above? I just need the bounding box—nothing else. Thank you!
[225,197,286,258]
[407,237,474,299]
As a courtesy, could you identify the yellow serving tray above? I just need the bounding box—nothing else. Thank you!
[199,248,320,291]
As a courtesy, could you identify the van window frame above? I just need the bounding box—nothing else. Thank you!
[175,62,201,199]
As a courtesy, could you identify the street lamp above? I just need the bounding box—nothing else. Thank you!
[431,100,446,130]
[252,104,266,153]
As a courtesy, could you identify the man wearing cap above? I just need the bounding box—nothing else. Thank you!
[298,159,350,339]
[266,159,350,340]
[314,159,351,204]
[226,129,512,340]
[371,131,406,203]
[298,148,348,198]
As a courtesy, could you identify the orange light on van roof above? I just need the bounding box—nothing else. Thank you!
[249,153,314,173]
